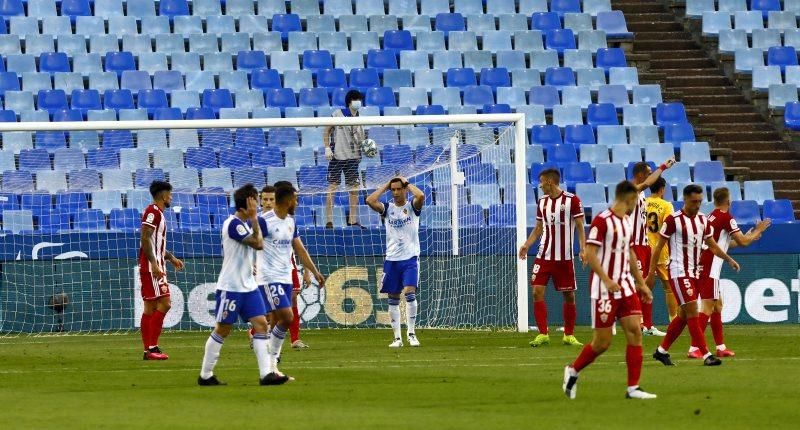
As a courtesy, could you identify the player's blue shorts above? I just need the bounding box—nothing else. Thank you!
[259,283,294,313]
[214,289,267,324]
[380,257,419,295]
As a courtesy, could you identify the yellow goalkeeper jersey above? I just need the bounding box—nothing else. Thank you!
[645,196,674,265]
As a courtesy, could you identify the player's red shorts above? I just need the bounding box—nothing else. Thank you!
[531,258,576,292]
[140,269,169,301]
[669,277,700,305]
[591,294,642,329]
[632,245,651,279]
[698,277,720,301]
[291,268,301,292]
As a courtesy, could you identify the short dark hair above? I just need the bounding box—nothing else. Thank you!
[615,180,638,199]
[538,168,560,183]
[149,180,172,199]
[272,180,293,189]
[683,184,704,197]
[261,185,276,194]
[233,184,258,210]
[275,183,297,204]
[389,177,407,188]
[344,89,363,106]
[649,177,667,194]
[632,162,651,177]
[713,187,730,205]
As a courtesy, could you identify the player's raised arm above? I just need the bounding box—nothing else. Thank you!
[241,196,264,250]
[366,180,390,214]
[399,176,425,212]
[293,238,325,288]
[731,218,771,247]
[636,158,676,192]
[703,237,740,271]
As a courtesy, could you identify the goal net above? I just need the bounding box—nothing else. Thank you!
[0,114,528,335]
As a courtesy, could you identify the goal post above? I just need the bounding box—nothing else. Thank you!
[0,113,529,334]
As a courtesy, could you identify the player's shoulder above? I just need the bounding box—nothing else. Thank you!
[667,209,683,219]
[263,210,277,220]
[563,191,578,199]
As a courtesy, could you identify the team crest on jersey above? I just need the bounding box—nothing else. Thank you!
[686,287,694,296]
[160,285,168,293]
[222,311,228,319]
[236,224,247,236]
[273,297,280,306]
[146,213,155,223]
[402,208,408,215]
[600,313,608,323]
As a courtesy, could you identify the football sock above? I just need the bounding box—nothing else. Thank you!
[200,331,224,379]
[641,301,653,329]
[148,309,167,349]
[269,324,288,367]
[690,312,711,349]
[626,345,643,388]
[572,344,599,372]
[388,298,401,339]
[405,293,417,335]
[289,305,300,343]
[686,316,709,355]
[140,313,151,351]
[660,315,686,352]
[252,332,271,378]
[533,300,549,335]
[563,302,576,336]
[711,311,725,347]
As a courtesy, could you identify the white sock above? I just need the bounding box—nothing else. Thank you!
[688,346,699,352]
[717,344,726,351]
[657,346,668,354]
[269,325,287,370]
[627,385,639,394]
[567,366,578,377]
[252,332,271,378]
[388,298,401,339]
[703,352,712,359]
[405,293,417,335]
[200,331,224,379]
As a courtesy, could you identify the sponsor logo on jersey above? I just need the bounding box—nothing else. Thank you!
[146,213,155,223]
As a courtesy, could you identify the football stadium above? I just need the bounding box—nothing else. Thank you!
[1,0,799,428]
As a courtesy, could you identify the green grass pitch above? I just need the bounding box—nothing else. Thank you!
[1,326,798,429]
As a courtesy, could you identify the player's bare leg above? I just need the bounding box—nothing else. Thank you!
[655,301,721,366]
[530,285,550,347]
[388,293,403,347]
[290,291,308,349]
[268,307,295,380]
[561,291,582,346]
[404,286,419,346]
[142,297,170,360]
[324,182,338,229]
[346,188,363,228]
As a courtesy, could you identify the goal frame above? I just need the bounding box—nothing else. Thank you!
[0,114,529,333]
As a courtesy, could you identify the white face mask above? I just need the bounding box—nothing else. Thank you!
[350,100,362,110]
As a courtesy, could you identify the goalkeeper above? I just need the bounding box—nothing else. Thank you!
[323,89,366,229]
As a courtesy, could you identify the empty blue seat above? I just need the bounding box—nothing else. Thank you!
[102,130,134,150]
[564,124,596,145]
[137,89,168,114]
[0,0,24,17]
[265,88,297,109]
[120,71,152,91]
[680,141,710,166]
[201,89,234,114]
[435,13,466,35]
[366,50,398,74]
[563,162,595,188]
[763,199,795,223]
[34,131,67,151]
[39,52,70,74]
[744,180,775,204]
[159,0,190,17]
[531,12,561,31]
[272,14,302,40]
[544,29,576,53]
[784,101,800,130]
[587,103,619,127]
[302,50,334,73]
[0,72,20,95]
[74,208,106,230]
[237,51,268,72]
[19,148,51,171]
[487,204,515,227]
[446,68,477,88]
[663,123,695,148]
[51,109,82,122]
[108,208,139,231]
[693,161,725,183]
[595,48,627,71]
[103,89,135,111]
[462,85,494,106]
[547,144,578,163]
[531,124,562,147]
[529,86,560,110]
[104,52,136,76]
[55,191,89,213]
[551,0,581,16]
[544,67,576,88]
[383,30,414,53]
[350,68,381,90]
[580,144,610,164]
[767,47,799,72]
[37,89,68,114]
[730,200,761,224]
[21,192,54,217]
[751,0,781,19]
[655,102,688,126]
[250,69,282,91]
[702,11,732,37]
[366,87,397,109]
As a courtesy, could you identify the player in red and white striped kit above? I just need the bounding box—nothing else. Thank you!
[519,168,586,347]
[139,181,184,360]
[630,160,675,336]
[563,181,656,400]
[647,185,739,367]
[686,187,771,359]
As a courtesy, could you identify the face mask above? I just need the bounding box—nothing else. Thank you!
[350,100,362,110]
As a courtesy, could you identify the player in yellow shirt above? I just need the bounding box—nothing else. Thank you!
[645,178,679,322]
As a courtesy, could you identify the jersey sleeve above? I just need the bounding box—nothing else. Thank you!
[382,202,389,217]
[293,220,300,239]
[535,202,543,221]
[228,218,252,243]
[258,217,268,238]
[726,213,741,234]
[141,207,161,229]
[703,220,714,239]
[571,195,584,218]
[586,217,606,247]
[660,215,676,238]
[412,200,422,217]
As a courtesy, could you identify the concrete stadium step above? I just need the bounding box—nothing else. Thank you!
[749,170,800,180]
[634,32,693,41]
[680,94,750,105]
[733,150,798,161]
[713,130,782,141]
[623,13,680,22]
[695,105,760,114]
[635,39,700,50]
[734,160,800,170]
[650,58,716,69]
[663,86,743,96]
[646,50,706,60]
[666,75,731,87]
[614,2,666,13]
[628,21,683,32]
[716,141,789,151]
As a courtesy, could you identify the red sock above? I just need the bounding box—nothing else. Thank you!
[691,313,710,349]
[686,316,709,355]
[140,313,151,351]
[641,300,653,329]
[572,344,600,372]
[533,300,549,335]
[660,316,686,351]
[563,302,576,336]
[626,345,643,387]
[148,310,167,349]
[710,311,725,347]
[289,304,300,343]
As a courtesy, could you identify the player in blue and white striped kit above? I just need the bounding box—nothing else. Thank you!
[197,184,289,386]
[366,177,425,347]
[257,183,325,378]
